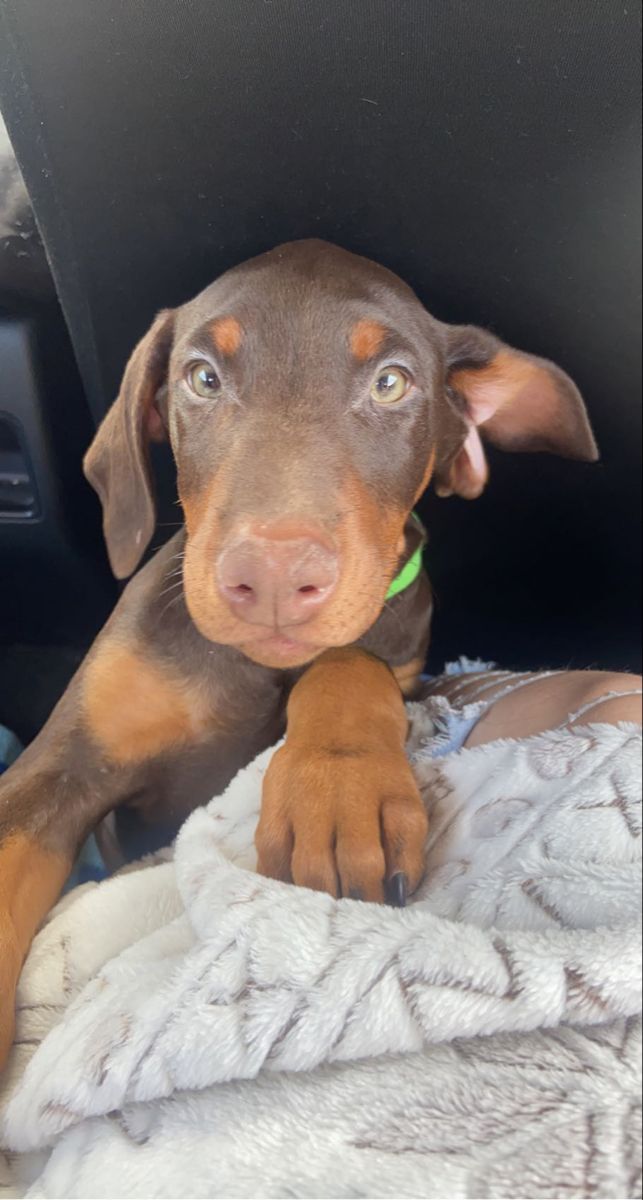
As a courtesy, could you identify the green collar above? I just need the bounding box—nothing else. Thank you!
[385,513,426,600]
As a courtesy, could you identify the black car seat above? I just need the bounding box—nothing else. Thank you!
[0,0,640,674]
[0,111,116,739]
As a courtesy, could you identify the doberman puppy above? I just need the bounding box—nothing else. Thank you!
[0,240,597,1064]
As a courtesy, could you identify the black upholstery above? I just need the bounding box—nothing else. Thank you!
[0,113,115,662]
[0,0,640,671]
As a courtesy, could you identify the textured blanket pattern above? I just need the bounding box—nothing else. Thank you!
[0,703,641,1198]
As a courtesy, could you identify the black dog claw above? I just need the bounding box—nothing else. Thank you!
[387,872,408,908]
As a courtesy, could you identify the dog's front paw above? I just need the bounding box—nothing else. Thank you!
[256,742,428,905]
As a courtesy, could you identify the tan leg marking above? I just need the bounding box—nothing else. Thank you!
[1,834,70,1064]
[257,648,427,903]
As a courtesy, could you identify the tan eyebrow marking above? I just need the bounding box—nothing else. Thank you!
[350,319,387,362]
[211,317,243,356]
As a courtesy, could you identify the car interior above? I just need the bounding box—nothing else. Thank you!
[0,0,640,754]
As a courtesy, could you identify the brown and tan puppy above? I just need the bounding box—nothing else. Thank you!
[0,240,597,1064]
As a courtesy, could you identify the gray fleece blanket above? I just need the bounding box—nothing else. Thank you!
[0,697,640,1199]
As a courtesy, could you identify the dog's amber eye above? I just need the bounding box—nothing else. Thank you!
[187,362,221,398]
[370,366,410,405]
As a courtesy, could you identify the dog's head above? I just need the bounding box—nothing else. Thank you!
[85,240,597,667]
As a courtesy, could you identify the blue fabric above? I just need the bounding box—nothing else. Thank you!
[63,834,108,891]
[424,708,482,758]
[419,657,498,758]
[0,724,22,774]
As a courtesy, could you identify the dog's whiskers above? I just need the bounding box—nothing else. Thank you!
[160,560,184,582]
[156,574,184,602]
[159,589,186,620]
[163,560,184,577]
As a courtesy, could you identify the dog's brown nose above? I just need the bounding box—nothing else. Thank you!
[217,526,338,627]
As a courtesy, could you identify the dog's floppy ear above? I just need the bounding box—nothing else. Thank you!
[84,309,175,578]
[434,324,598,500]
